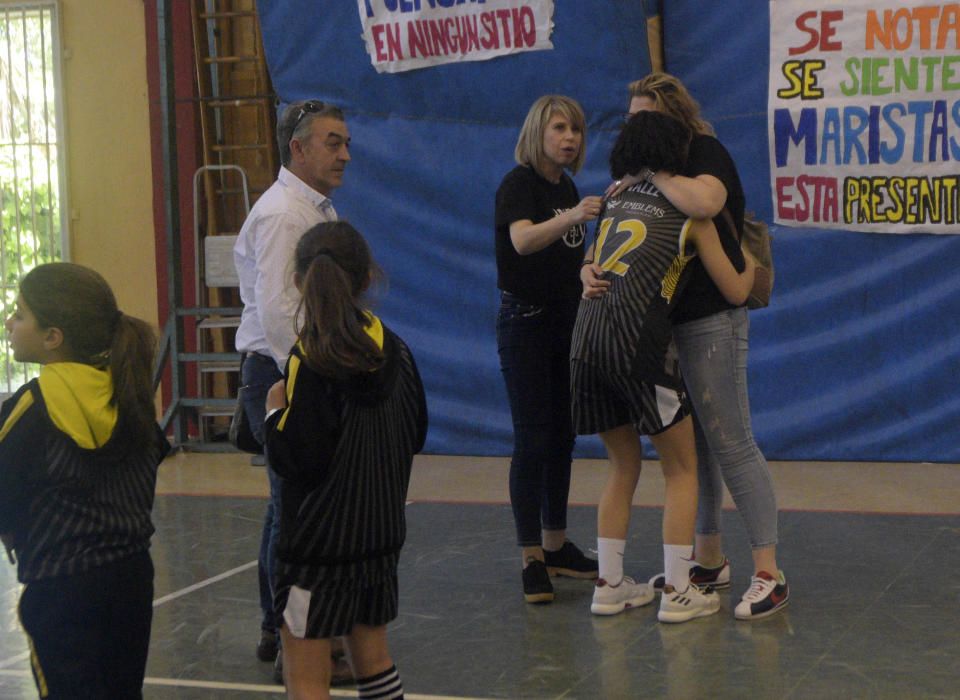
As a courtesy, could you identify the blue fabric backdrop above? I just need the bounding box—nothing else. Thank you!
[257,1,960,462]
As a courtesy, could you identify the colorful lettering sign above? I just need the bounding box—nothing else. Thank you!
[769,1,960,233]
[357,0,555,74]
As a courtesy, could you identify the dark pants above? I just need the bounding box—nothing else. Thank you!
[241,352,284,633]
[18,551,154,699]
[496,292,578,546]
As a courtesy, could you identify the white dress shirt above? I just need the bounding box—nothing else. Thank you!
[234,167,337,368]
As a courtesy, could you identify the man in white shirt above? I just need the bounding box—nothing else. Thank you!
[233,100,350,669]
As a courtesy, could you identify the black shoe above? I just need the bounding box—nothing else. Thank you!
[522,559,554,604]
[256,630,279,662]
[543,541,599,579]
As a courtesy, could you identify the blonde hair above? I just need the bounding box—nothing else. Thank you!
[628,73,715,137]
[513,95,587,176]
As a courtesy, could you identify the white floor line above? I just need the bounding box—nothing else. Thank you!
[2,557,484,699]
[143,677,285,693]
[0,559,258,669]
[0,670,489,699]
[146,676,488,699]
[151,559,258,607]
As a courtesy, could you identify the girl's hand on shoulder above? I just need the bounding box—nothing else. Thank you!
[265,379,287,413]
[605,172,643,199]
[1,534,15,564]
[569,195,604,225]
[580,262,611,299]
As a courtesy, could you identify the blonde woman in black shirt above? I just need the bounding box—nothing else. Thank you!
[494,95,604,603]
[0,262,167,699]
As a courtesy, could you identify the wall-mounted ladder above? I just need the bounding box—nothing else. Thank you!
[156,0,278,450]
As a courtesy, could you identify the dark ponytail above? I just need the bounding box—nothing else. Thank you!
[293,221,384,377]
[19,263,158,449]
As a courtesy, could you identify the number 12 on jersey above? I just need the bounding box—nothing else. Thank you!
[595,217,648,276]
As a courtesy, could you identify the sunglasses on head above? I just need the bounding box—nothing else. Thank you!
[289,100,325,137]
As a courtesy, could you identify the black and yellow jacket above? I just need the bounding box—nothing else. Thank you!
[265,318,427,586]
[0,363,169,583]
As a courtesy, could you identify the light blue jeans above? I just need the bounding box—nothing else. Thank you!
[673,307,778,548]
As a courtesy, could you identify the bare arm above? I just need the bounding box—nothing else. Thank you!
[688,219,755,305]
[649,172,727,219]
[265,379,286,413]
[510,196,602,255]
[606,171,726,220]
[579,243,611,299]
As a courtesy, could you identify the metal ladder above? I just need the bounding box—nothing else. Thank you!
[155,0,277,450]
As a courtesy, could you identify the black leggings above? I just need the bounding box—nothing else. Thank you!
[496,293,577,546]
[18,551,154,699]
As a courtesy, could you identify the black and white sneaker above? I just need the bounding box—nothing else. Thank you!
[649,557,731,592]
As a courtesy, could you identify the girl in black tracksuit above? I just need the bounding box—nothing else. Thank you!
[0,263,167,699]
[265,221,426,699]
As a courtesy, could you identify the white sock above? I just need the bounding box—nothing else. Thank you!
[664,543,694,592]
[598,537,626,585]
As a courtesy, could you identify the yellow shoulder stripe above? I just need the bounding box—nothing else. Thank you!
[364,312,384,350]
[0,391,35,443]
[276,353,301,432]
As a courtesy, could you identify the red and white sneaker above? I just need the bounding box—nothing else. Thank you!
[734,570,789,620]
[591,576,655,616]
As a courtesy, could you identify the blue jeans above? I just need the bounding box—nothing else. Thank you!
[241,352,284,632]
[673,307,779,548]
[496,292,577,546]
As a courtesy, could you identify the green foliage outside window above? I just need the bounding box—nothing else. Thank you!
[0,4,64,393]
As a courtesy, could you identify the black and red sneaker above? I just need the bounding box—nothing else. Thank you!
[648,557,731,592]
[734,570,789,620]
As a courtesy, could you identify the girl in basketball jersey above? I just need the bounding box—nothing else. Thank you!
[0,262,168,698]
[572,111,756,623]
[597,73,789,621]
[264,221,426,699]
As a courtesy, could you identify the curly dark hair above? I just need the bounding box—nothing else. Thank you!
[609,110,692,179]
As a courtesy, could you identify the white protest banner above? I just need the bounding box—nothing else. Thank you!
[769,1,960,233]
[356,0,555,74]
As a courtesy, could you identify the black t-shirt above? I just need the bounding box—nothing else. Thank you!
[495,164,586,304]
[671,134,747,325]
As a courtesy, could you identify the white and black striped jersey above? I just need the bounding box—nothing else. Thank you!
[571,182,696,387]
[0,364,168,583]
[265,319,427,590]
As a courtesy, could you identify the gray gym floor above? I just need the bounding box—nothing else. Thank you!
[1,455,958,699]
